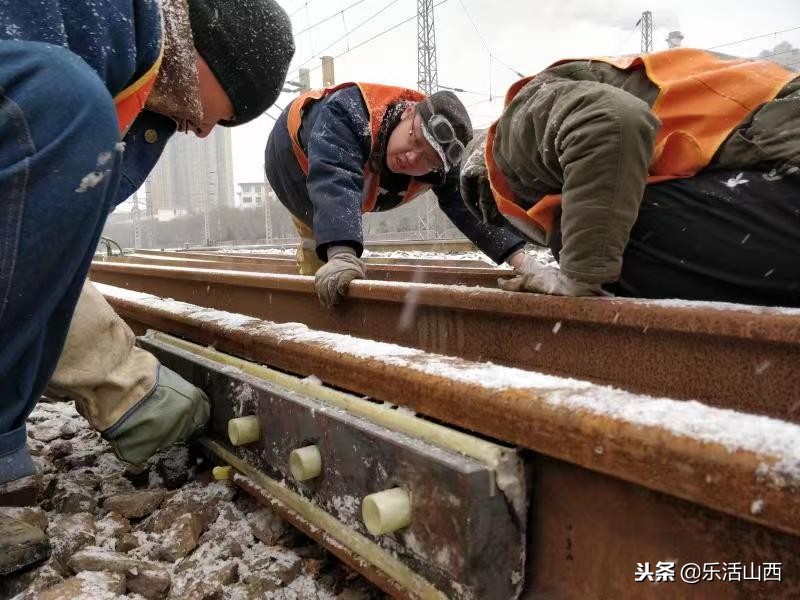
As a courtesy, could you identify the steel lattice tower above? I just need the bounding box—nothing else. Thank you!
[417,0,439,239]
[641,10,653,53]
[417,0,438,94]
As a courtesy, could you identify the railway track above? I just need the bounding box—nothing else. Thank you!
[89,251,800,598]
[155,238,478,254]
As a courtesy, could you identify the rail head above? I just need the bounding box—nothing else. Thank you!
[97,283,800,538]
[90,262,800,344]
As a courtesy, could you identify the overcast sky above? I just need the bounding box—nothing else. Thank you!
[229,0,800,185]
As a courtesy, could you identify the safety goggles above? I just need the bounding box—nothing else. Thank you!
[420,113,465,170]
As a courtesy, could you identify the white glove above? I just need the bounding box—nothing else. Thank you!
[314,246,365,307]
[500,253,609,297]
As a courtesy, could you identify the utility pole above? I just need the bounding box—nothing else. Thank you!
[321,56,335,86]
[284,67,311,93]
[641,10,653,53]
[144,182,155,248]
[262,165,273,244]
[132,196,142,248]
[417,0,438,95]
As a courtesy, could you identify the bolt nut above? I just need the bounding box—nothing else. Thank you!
[289,445,323,481]
[228,416,261,446]
[362,487,412,535]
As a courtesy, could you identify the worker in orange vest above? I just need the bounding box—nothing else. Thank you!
[0,0,294,574]
[265,85,528,306]
[461,49,800,307]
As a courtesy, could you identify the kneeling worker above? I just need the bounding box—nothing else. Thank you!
[265,84,529,306]
[461,48,800,307]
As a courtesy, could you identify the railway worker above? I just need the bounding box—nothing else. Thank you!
[265,85,529,307]
[460,48,800,307]
[0,0,294,572]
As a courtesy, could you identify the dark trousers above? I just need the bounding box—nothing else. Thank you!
[0,41,122,483]
[550,170,800,307]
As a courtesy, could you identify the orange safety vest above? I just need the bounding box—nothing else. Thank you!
[485,48,797,234]
[287,82,432,213]
[113,49,163,135]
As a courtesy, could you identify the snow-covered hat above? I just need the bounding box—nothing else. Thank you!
[187,0,295,126]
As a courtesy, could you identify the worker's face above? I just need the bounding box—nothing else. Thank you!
[385,105,444,177]
[178,52,235,138]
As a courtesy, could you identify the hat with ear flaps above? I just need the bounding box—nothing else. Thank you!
[187,0,296,125]
[416,90,473,172]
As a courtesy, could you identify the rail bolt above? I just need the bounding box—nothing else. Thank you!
[228,416,261,446]
[212,466,233,480]
[362,487,412,535]
[289,445,322,481]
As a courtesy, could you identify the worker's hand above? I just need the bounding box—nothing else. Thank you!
[315,246,366,307]
[105,365,210,467]
[460,132,503,226]
[499,255,609,297]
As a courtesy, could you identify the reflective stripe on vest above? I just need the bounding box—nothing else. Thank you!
[486,48,797,234]
[286,82,432,213]
[113,47,163,135]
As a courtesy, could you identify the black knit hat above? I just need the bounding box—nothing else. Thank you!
[416,90,473,172]
[187,0,295,126]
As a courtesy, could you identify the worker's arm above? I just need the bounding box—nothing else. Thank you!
[493,75,660,284]
[304,94,372,305]
[434,167,525,264]
[304,95,370,260]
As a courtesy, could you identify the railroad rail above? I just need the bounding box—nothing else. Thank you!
[142,238,478,255]
[90,259,800,423]
[93,253,504,287]
[96,283,800,599]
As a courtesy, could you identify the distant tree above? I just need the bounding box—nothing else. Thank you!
[758,41,800,69]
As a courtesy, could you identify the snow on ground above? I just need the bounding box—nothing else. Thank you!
[1,400,384,600]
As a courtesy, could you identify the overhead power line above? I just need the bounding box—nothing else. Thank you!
[288,0,403,77]
[288,2,310,18]
[457,0,524,83]
[285,0,453,81]
[293,0,371,36]
[708,26,800,50]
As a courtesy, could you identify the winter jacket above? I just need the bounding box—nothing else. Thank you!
[490,49,800,283]
[0,0,180,207]
[265,85,525,263]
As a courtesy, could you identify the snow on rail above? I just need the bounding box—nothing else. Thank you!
[97,283,800,484]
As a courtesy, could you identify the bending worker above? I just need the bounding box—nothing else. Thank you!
[265,84,528,306]
[461,48,800,307]
[0,0,294,574]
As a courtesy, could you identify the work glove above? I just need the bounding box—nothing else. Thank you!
[315,245,366,307]
[499,254,609,297]
[296,240,325,275]
[459,132,504,226]
[103,365,210,467]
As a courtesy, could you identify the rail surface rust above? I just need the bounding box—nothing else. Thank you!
[90,261,800,424]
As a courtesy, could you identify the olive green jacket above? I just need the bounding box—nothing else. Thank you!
[492,58,800,283]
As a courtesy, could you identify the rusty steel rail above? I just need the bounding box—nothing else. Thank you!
[89,262,800,424]
[99,288,800,599]
[160,238,477,254]
[93,255,504,287]
[130,248,492,268]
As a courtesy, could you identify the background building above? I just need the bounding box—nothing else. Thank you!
[145,126,234,215]
[236,182,269,208]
